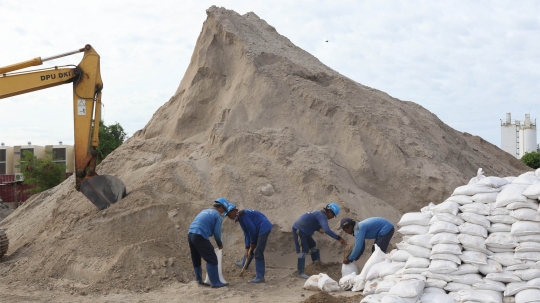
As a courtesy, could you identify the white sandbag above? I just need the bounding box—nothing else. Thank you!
[428,222,459,234]
[486,271,522,283]
[503,296,516,303]
[487,214,518,225]
[449,273,483,285]
[396,241,409,250]
[388,278,425,297]
[429,232,460,245]
[404,256,430,268]
[407,234,432,249]
[422,287,447,294]
[473,278,506,291]
[422,271,452,282]
[425,278,447,288]
[398,225,429,236]
[491,205,511,216]
[361,294,387,303]
[303,274,321,290]
[427,260,458,274]
[512,174,540,185]
[318,273,340,292]
[431,201,461,216]
[478,259,503,275]
[204,248,228,284]
[375,279,396,294]
[506,200,539,211]
[431,213,464,225]
[515,289,540,303]
[489,223,512,233]
[459,222,488,237]
[391,250,411,262]
[446,195,474,205]
[353,244,388,291]
[417,292,455,303]
[406,244,431,258]
[379,262,406,278]
[462,244,494,256]
[469,168,486,184]
[452,263,480,275]
[363,278,382,295]
[453,184,498,196]
[431,243,462,255]
[366,259,391,281]
[381,294,419,303]
[505,282,532,296]
[508,261,537,271]
[460,203,491,215]
[457,289,503,303]
[401,274,426,281]
[485,232,518,249]
[489,252,522,266]
[478,176,510,188]
[342,262,359,277]
[495,184,530,208]
[339,272,357,290]
[460,250,488,265]
[457,233,487,250]
[518,235,540,243]
[444,282,472,292]
[403,267,426,274]
[459,212,491,228]
[472,192,500,203]
[511,221,540,236]
[511,209,540,222]
[513,269,540,281]
[522,183,540,199]
[398,212,432,226]
[430,253,461,264]
[516,242,540,252]
[515,252,540,262]
[421,202,436,213]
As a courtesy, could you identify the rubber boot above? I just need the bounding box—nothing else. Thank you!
[310,249,321,262]
[297,257,310,279]
[249,259,265,283]
[206,263,228,288]
[194,266,204,285]
[235,255,253,269]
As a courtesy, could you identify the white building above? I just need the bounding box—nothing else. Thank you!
[501,113,538,159]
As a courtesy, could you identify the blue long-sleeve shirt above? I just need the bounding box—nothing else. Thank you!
[293,210,341,240]
[188,209,224,247]
[348,217,394,261]
[237,209,273,248]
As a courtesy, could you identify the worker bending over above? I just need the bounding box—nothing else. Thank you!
[187,198,233,288]
[339,217,394,264]
[292,203,347,278]
[226,207,273,283]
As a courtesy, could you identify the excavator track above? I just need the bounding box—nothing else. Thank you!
[0,229,8,258]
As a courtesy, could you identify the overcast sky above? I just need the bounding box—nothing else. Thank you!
[1,1,539,151]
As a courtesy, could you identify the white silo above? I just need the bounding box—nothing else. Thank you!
[519,114,537,158]
[501,113,518,158]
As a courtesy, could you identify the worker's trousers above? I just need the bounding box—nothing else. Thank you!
[188,233,218,268]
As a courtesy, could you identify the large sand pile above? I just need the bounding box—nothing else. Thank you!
[0,6,529,302]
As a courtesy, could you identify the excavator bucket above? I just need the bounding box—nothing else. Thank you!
[80,175,127,210]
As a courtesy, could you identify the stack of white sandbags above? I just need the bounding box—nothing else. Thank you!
[357,168,540,303]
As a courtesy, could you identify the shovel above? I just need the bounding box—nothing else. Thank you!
[239,247,253,277]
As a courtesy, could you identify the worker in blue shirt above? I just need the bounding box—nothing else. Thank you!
[188,198,232,288]
[292,202,347,278]
[339,217,395,264]
[225,207,273,283]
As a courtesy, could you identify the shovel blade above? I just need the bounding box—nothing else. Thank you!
[80,175,127,210]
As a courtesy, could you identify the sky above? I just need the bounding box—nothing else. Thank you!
[1,1,539,150]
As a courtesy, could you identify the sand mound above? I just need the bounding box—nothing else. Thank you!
[0,5,529,298]
[301,291,364,303]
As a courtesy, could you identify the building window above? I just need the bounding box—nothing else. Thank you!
[52,148,67,167]
[0,163,5,175]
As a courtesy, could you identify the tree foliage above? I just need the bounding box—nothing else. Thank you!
[521,151,540,169]
[96,120,127,163]
[20,150,66,194]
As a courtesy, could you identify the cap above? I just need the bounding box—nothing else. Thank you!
[338,218,355,230]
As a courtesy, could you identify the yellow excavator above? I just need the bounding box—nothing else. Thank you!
[0,45,126,210]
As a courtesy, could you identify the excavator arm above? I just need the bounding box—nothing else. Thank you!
[0,45,126,210]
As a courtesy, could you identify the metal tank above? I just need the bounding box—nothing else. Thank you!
[519,114,537,158]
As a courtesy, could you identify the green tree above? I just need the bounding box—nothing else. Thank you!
[521,151,540,169]
[96,120,127,163]
[20,150,66,194]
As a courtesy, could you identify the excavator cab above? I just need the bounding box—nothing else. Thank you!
[0,45,126,210]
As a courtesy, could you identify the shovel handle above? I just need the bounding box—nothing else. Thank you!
[239,247,253,277]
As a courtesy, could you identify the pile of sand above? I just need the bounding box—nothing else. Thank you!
[0,5,529,302]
